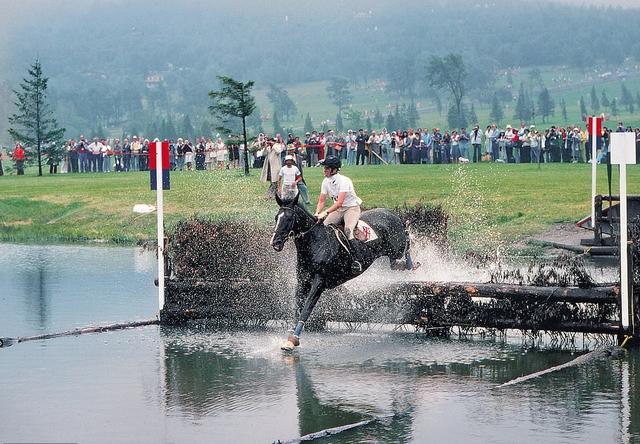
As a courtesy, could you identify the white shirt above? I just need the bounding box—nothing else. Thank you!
[279,165,301,186]
[320,173,361,207]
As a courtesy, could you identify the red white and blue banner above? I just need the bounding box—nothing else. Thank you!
[150,141,170,190]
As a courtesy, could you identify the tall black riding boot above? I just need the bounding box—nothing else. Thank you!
[348,239,364,274]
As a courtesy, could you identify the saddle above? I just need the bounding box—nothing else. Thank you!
[327,220,378,257]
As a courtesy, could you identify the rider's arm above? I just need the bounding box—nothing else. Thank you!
[325,192,346,214]
[316,193,327,214]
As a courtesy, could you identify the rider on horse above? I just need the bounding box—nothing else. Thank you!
[314,155,365,274]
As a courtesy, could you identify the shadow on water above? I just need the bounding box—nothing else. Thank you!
[158,326,640,443]
[21,254,49,330]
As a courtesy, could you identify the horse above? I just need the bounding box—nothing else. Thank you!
[271,191,414,351]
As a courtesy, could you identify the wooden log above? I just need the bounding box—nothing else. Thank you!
[440,320,620,335]
[402,281,619,304]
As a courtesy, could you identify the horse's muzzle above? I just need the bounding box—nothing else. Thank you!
[272,241,284,252]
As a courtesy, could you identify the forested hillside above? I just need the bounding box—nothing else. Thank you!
[1,0,640,143]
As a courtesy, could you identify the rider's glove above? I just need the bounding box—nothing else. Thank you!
[315,210,328,220]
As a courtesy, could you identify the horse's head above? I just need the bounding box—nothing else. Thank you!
[271,191,300,252]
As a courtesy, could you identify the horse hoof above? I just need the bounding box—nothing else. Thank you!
[287,335,300,346]
[281,340,296,352]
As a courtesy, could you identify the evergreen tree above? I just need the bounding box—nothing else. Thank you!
[601,90,610,110]
[490,93,504,124]
[538,87,555,123]
[590,85,600,113]
[181,114,194,141]
[366,116,372,133]
[200,120,210,139]
[514,82,528,121]
[335,112,344,132]
[560,98,568,123]
[611,98,619,116]
[321,121,329,133]
[621,83,634,113]
[304,113,313,133]
[166,116,177,140]
[326,77,352,112]
[447,102,467,129]
[434,93,443,116]
[394,105,403,130]
[468,103,478,126]
[8,59,65,176]
[385,112,396,131]
[266,84,297,121]
[526,90,536,122]
[95,122,106,139]
[346,109,363,129]
[579,96,588,119]
[272,113,283,136]
[208,76,256,176]
[407,101,420,128]
[373,107,384,127]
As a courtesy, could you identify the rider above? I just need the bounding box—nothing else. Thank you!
[314,155,365,273]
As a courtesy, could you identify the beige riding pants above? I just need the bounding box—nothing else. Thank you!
[323,206,361,239]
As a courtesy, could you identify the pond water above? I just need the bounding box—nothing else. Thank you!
[0,243,638,444]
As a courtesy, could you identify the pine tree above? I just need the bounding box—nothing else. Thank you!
[304,113,313,134]
[434,93,443,116]
[373,107,384,127]
[490,93,504,124]
[335,112,344,132]
[538,87,555,123]
[366,117,372,133]
[407,101,419,128]
[166,116,177,141]
[200,120,210,139]
[621,83,634,113]
[272,113,283,136]
[468,103,478,126]
[8,59,65,176]
[514,83,528,121]
[579,96,588,119]
[590,85,600,113]
[385,112,396,131]
[182,114,194,141]
[601,90,610,110]
[560,98,568,123]
[611,98,619,116]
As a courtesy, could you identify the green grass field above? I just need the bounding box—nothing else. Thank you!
[2,163,639,251]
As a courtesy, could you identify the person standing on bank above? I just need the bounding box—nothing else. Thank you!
[314,155,365,273]
[12,142,26,175]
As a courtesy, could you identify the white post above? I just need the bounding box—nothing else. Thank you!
[591,117,597,228]
[156,142,165,313]
[620,161,629,330]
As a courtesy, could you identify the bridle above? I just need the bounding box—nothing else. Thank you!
[276,206,320,240]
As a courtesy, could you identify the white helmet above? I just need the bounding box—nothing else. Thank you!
[284,154,294,161]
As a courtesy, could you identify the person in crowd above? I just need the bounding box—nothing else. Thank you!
[140,139,150,171]
[47,143,59,174]
[325,129,337,158]
[77,136,88,173]
[131,136,141,171]
[195,137,206,170]
[355,128,367,166]
[205,137,215,171]
[546,126,560,162]
[286,143,310,206]
[470,125,482,162]
[530,128,542,163]
[345,129,356,166]
[277,154,302,197]
[122,137,131,172]
[67,139,79,173]
[0,148,4,176]
[516,122,527,163]
[12,142,26,175]
[215,137,226,169]
[314,155,364,274]
[87,137,100,172]
[391,131,401,164]
[113,138,123,172]
[432,128,442,164]
[260,137,283,198]
[420,128,432,164]
[571,127,582,163]
[450,130,460,163]
[459,127,470,160]
[368,130,379,165]
[175,138,185,171]
[101,138,112,172]
[183,139,194,171]
[442,129,451,164]
[520,128,531,163]
[380,128,392,164]
[504,125,515,163]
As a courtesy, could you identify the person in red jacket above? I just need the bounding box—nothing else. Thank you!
[12,142,26,175]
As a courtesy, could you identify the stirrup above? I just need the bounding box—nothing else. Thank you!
[351,260,363,274]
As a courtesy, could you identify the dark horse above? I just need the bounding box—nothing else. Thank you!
[271,192,413,351]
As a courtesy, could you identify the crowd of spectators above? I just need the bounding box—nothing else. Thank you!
[3,120,640,175]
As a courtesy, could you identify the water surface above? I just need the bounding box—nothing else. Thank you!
[0,243,637,443]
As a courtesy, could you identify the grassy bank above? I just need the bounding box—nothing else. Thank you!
[1,163,638,250]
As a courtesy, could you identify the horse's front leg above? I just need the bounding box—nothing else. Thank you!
[282,274,325,351]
